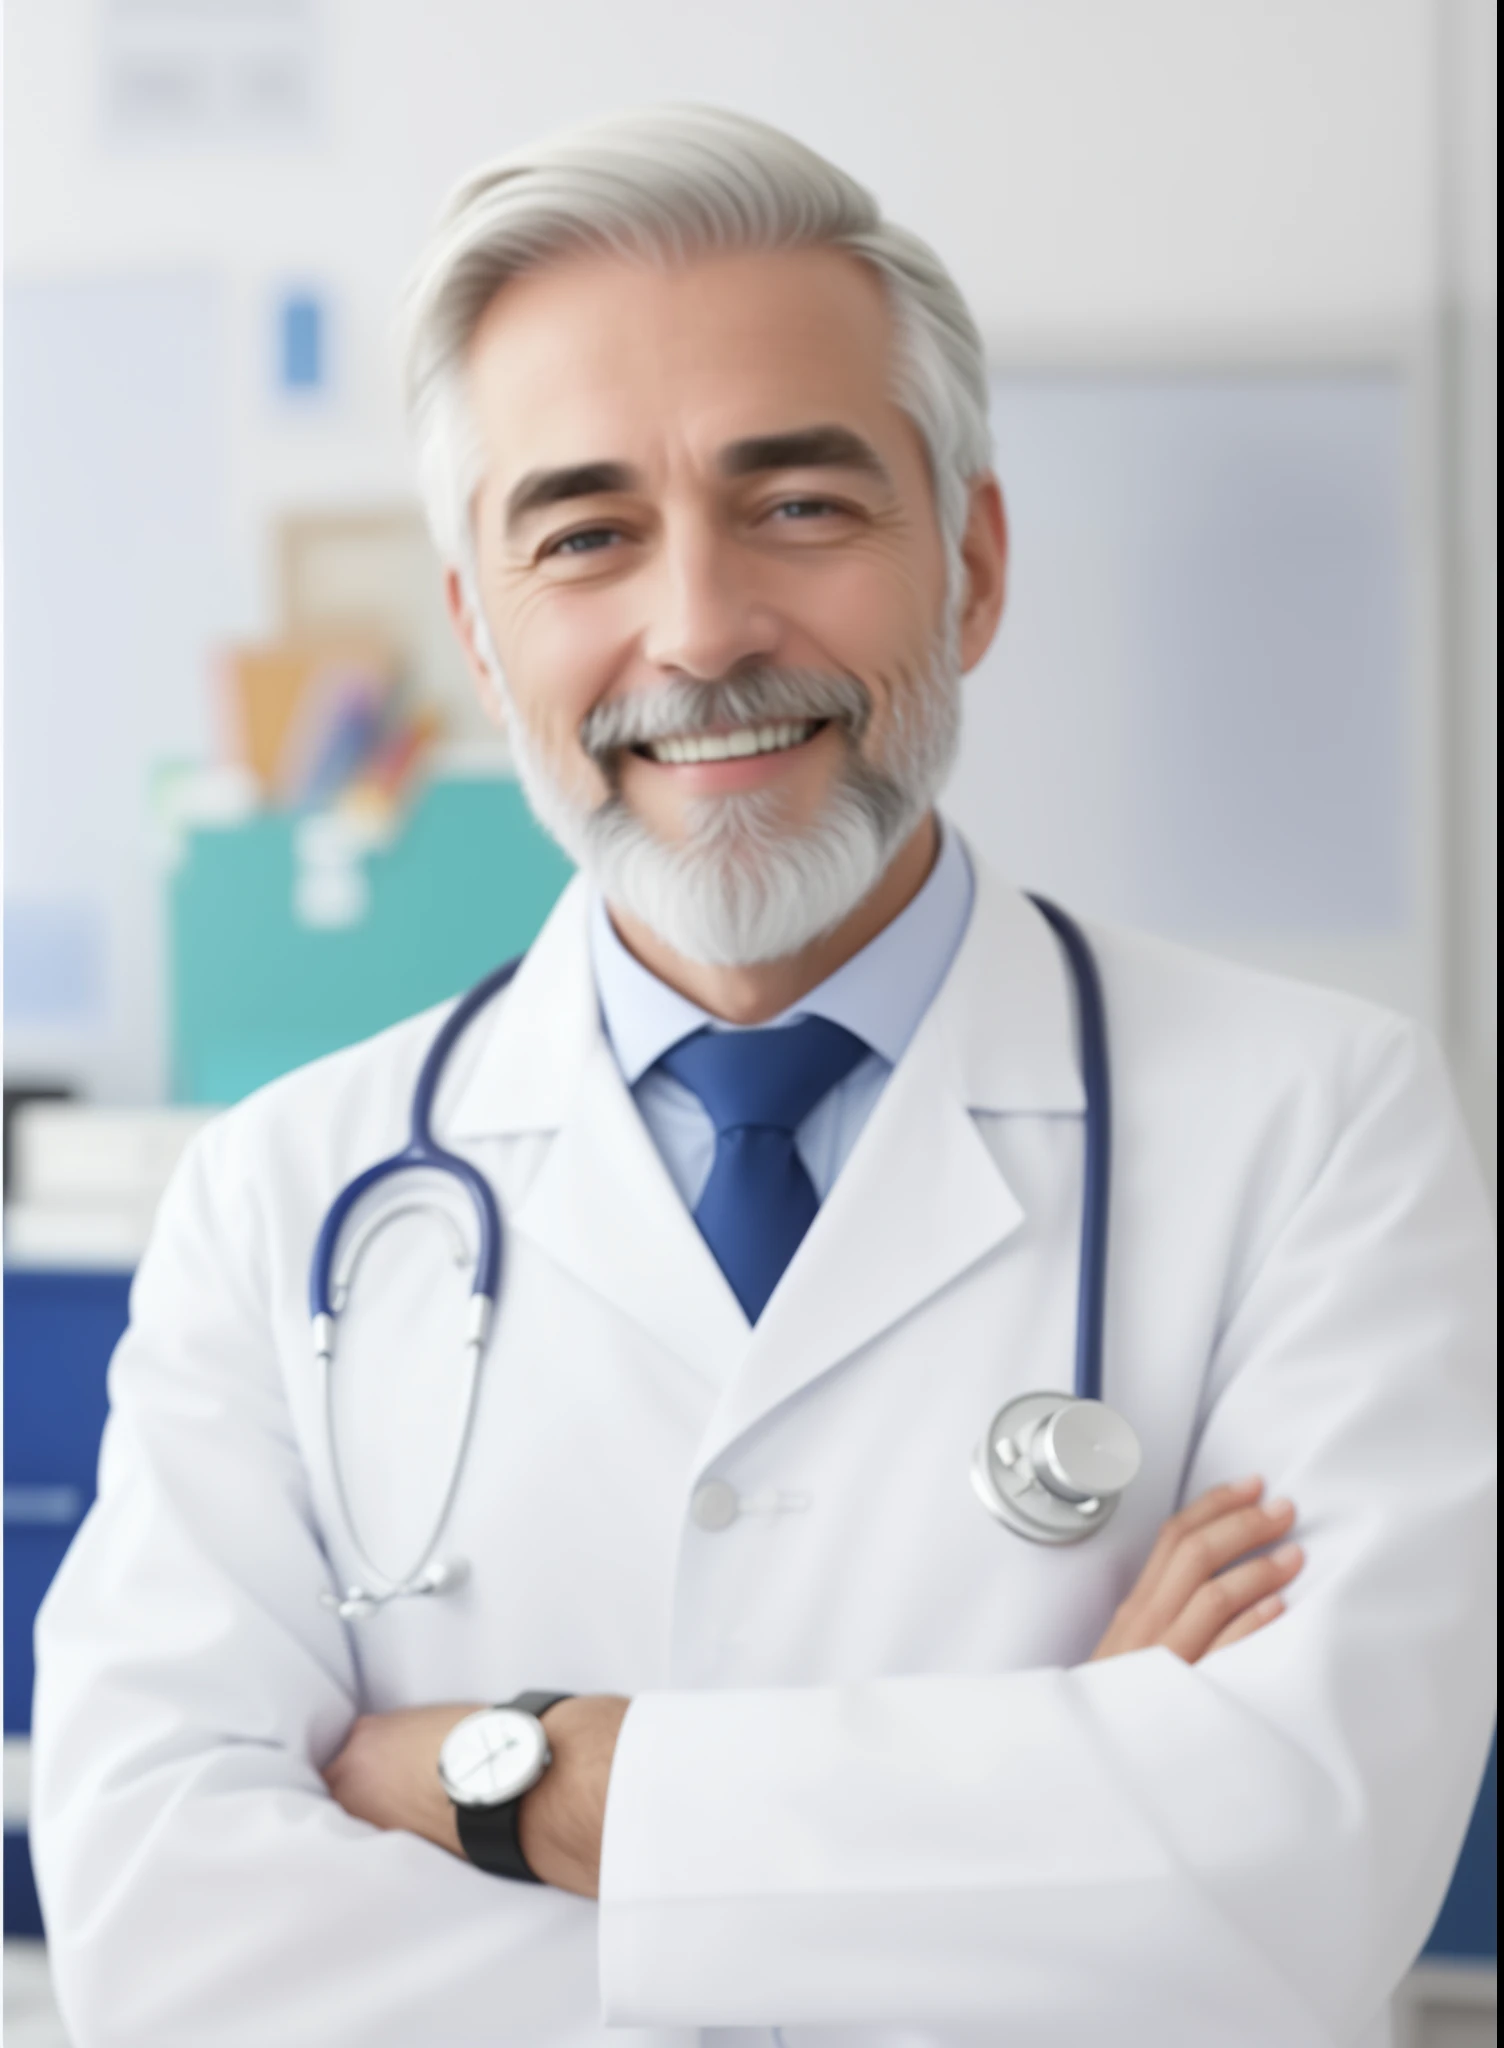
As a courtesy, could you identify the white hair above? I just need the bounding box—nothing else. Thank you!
[401,103,992,578]
[506,644,963,966]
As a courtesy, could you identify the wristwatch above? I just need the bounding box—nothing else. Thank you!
[438,1690,573,1881]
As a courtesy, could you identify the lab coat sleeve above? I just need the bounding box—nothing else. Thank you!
[29,1114,597,2048]
[598,1018,1497,2043]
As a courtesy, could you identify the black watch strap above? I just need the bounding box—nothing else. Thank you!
[454,1692,573,1883]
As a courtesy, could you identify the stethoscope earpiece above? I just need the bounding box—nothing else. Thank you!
[320,1556,470,1621]
[412,1556,468,1596]
[322,1588,380,1622]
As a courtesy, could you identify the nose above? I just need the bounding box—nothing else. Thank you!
[640,518,780,680]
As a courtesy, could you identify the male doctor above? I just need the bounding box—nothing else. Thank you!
[33,107,1495,2048]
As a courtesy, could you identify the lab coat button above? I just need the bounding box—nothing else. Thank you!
[690,1480,739,1531]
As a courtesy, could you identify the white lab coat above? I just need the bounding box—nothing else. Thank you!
[32,859,1496,2048]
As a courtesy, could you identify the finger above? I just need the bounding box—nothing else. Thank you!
[1163,1476,1266,1540]
[1145,1500,1296,1632]
[1163,1544,1303,1663]
[1141,1499,1296,1629]
[1204,1593,1287,1658]
[1138,1477,1264,1582]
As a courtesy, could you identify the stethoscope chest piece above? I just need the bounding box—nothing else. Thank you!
[972,1393,1143,1545]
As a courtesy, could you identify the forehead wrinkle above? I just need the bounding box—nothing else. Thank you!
[471,258,909,491]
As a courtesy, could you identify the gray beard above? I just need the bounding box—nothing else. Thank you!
[500,652,961,967]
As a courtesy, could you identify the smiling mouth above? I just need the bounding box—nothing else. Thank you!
[636,720,825,766]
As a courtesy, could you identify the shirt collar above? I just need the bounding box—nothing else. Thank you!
[589,818,975,1083]
[440,852,1084,1142]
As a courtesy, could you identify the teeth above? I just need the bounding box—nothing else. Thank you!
[645,721,816,766]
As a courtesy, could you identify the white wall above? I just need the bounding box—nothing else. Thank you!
[1436,0,1498,1172]
[4,0,1494,1131]
[5,0,1453,618]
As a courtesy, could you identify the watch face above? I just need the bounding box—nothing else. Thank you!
[438,1708,550,1809]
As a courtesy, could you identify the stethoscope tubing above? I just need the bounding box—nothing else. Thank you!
[1025,895,1110,1407]
[308,956,521,1614]
[307,956,522,1325]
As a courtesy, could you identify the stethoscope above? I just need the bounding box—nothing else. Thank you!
[308,897,1141,1620]
[967,897,1142,1545]
[309,955,521,1619]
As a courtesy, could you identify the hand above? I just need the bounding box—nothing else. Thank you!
[1089,1477,1303,1665]
[322,1701,475,1855]
[321,1694,630,1897]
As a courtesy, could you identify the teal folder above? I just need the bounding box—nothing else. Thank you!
[169,775,573,1103]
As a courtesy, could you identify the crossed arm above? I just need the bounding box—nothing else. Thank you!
[323,1476,1304,1893]
[34,1016,1493,2044]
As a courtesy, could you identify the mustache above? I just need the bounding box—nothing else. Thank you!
[579,668,872,768]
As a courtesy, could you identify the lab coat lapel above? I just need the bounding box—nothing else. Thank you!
[693,1019,1023,1472]
[512,1036,750,1379]
[442,876,749,1379]
[694,865,1087,1472]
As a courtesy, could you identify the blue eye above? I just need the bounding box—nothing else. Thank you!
[548,527,619,557]
[774,499,835,520]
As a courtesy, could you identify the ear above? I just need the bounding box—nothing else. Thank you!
[953,474,1008,675]
[443,566,508,727]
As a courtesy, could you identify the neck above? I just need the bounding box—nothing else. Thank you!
[605,814,940,1024]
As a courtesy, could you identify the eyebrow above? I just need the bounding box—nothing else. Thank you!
[504,461,639,533]
[502,425,890,537]
[719,425,890,484]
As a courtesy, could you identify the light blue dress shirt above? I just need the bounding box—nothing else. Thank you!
[590,822,975,1213]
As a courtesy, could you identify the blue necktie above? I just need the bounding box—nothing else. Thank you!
[659,1017,869,1322]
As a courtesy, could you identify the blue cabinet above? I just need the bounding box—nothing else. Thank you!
[1427,1739,1497,1962]
[4,1269,128,1729]
[4,1267,131,1935]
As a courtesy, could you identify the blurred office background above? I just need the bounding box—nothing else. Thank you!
[4,2,1496,2041]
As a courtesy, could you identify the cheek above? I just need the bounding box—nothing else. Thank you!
[792,549,941,677]
[494,590,623,750]
[792,563,943,754]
